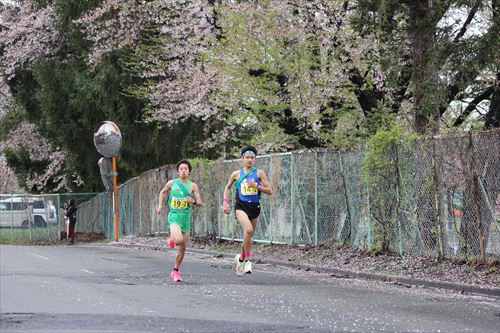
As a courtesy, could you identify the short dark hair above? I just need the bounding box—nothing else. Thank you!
[176,159,192,172]
[241,145,257,156]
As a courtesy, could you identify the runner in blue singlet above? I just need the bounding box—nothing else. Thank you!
[223,145,273,275]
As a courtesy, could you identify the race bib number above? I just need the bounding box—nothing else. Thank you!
[170,196,188,209]
[240,182,258,195]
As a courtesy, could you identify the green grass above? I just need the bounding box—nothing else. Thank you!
[0,226,60,244]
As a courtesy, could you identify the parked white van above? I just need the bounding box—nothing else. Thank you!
[30,198,57,225]
[0,197,56,227]
[0,200,34,228]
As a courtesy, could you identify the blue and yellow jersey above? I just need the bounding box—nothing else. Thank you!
[236,168,260,203]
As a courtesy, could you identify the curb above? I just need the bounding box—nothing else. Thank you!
[110,242,500,298]
[263,259,500,298]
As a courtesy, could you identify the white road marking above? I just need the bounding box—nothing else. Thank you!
[80,268,94,274]
[28,253,50,260]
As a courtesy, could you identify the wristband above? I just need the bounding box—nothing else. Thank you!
[223,197,229,203]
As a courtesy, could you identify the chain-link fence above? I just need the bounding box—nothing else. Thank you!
[0,193,97,242]
[74,129,499,260]
[2,130,499,260]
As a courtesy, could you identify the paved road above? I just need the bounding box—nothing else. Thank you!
[1,244,498,332]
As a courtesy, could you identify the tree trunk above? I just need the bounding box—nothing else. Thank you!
[409,0,439,135]
[409,1,441,255]
[461,178,480,257]
[485,0,500,128]
[485,72,500,129]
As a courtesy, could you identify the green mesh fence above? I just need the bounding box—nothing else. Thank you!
[0,193,97,242]
[74,129,499,260]
[2,130,499,260]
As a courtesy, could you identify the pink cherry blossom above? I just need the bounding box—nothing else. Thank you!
[0,1,64,79]
[1,121,74,192]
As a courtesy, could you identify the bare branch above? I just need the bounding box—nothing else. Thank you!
[452,86,493,127]
[452,0,482,43]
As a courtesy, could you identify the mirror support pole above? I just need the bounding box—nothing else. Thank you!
[112,155,119,241]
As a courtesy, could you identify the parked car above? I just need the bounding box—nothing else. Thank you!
[30,198,57,225]
[0,197,56,228]
[0,200,34,228]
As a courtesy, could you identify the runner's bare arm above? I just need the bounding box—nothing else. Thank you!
[223,171,239,214]
[257,169,273,195]
[156,180,173,214]
[223,171,238,198]
[190,183,204,206]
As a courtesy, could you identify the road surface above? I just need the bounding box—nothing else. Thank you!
[1,244,498,332]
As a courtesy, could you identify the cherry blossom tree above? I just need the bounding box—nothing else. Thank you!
[2,0,498,193]
[353,0,500,134]
[0,74,12,118]
[205,0,390,152]
[76,0,396,153]
[2,121,73,192]
[0,0,70,192]
[0,0,64,79]
[76,0,217,126]
[0,156,22,193]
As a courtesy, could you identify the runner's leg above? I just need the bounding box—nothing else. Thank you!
[236,209,253,259]
[175,231,190,270]
[248,217,258,258]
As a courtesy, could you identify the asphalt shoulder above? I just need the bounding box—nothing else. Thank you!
[107,235,500,298]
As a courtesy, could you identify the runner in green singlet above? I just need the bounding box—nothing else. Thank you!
[156,159,203,282]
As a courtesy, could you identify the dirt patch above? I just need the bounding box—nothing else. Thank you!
[72,232,107,243]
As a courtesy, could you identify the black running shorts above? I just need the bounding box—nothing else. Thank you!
[235,200,261,220]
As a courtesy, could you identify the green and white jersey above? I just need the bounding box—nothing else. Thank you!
[168,179,192,213]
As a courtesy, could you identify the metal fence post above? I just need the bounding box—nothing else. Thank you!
[269,156,274,243]
[218,196,221,240]
[26,195,32,241]
[469,132,485,263]
[396,182,403,256]
[314,152,318,246]
[339,154,352,245]
[291,153,295,245]
[395,144,403,256]
[56,194,60,240]
[10,193,13,240]
[130,183,134,235]
[108,191,113,239]
[366,186,372,250]
[139,181,142,235]
[432,140,444,259]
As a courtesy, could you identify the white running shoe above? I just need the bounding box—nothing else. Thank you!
[243,260,253,274]
[234,254,243,276]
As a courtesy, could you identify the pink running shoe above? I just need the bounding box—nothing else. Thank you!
[170,269,182,282]
[168,235,175,249]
